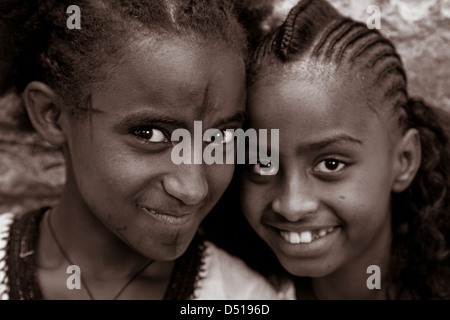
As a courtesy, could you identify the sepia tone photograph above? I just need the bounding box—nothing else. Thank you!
[0,0,449,308]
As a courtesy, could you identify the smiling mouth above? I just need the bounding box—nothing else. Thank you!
[279,227,338,244]
[140,206,192,224]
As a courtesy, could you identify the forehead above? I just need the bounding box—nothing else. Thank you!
[247,66,386,143]
[91,35,246,120]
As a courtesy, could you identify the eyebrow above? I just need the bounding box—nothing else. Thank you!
[212,111,248,128]
[295,134,363,155]
[113,111,188,132]
[113,110,248,132]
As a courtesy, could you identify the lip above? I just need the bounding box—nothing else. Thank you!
[265,218,341,234]
[139,205,194,225]
[266,224,342,257]
[268,223,340,234]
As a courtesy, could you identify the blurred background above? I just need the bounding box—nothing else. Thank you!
[0,0,449,216]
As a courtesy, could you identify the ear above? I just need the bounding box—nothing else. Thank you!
[22,81,66,146]
[391,128,421,193]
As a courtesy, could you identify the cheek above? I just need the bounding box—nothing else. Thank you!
[75,149,136,188]
[239,178,268,222]
[322,171,393,232]
[71,144,173,209]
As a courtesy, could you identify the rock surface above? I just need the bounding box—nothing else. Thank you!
[331,0,450,111]
[0,92,64,215]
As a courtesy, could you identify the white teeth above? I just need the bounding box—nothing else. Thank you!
[289,232,301,244]
[280,231,290,242]
[299,231,312,243]
[280,227,337,244]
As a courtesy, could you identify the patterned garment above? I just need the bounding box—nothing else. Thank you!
[0,209,281,300]
[0,212,14,300]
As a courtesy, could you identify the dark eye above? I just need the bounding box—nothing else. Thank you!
[249,160,278,176]
[314,159,346,173]
[133,128,168,143]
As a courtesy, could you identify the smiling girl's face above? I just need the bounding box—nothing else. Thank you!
[59,37,246,261]
[241,66,400,278]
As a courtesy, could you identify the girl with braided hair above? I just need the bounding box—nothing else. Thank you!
[0,0,280,300]
[240,0,450,299]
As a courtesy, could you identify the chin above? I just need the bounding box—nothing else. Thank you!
[141,244,188,262]
[157,234,197,261]
[280,258,337,278]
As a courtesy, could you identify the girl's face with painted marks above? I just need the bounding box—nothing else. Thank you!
[60,37,246,261]
[241,68,400,278]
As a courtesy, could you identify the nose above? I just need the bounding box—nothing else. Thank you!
[163,164,209,205]
[271,174,320,222]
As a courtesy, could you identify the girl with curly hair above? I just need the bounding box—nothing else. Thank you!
[0,0,280,300]
[240,0,450,299]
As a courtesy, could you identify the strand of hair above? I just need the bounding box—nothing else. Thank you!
[385,85,408,101]
[323,20,357,60]
[368,52,403,70]
[335,26,375,63]
[376,65,406,85]
[351,38,396,62]
[278,0,314,60]
[312,18,351,57]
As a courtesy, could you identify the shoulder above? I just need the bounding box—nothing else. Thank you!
[0,208,47,300]
[0,212,16,300]
[266,273,297,300]
[192,240,283,300]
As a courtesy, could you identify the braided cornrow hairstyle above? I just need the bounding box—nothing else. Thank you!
[0,0,247,115]
[249,0,450,299]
